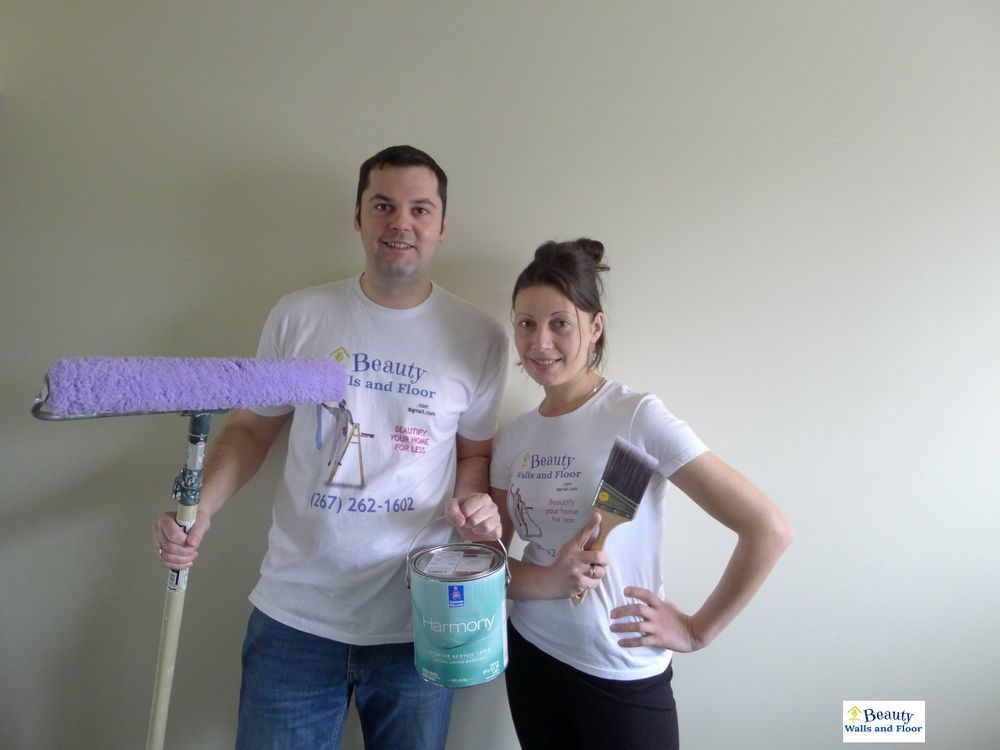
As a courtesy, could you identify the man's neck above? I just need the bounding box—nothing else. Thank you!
[359,272,433,310]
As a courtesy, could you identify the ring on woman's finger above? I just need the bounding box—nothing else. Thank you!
[157,548,163,557]
[589,563,598,579]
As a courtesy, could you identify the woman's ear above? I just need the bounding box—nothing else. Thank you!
[591,311,605,342]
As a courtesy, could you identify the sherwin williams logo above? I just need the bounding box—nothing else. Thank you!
[448,585,464,608]
[843,701,925,743]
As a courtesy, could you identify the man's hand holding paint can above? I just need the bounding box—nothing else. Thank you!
[446,493,503,542]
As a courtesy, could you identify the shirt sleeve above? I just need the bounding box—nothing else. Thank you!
[629,394,708,477]
[457,325,509,442]
[249,303,296,417]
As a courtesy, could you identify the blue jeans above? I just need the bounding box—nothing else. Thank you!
[236,608,453,750]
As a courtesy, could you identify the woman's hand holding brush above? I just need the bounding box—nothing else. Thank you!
[507,512,610,601]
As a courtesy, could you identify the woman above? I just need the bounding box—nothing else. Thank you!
[490,238,793,749]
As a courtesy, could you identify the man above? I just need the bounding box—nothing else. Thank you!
[154,145,509,749]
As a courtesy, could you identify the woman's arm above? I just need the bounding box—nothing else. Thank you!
[610,451,793,651]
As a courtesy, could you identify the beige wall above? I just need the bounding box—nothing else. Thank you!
[3,2,998,748]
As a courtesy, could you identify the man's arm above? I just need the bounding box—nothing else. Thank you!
[153,408,291,569]
[445,434,502,542]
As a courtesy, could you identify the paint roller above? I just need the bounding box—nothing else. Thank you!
[31,356,347,750]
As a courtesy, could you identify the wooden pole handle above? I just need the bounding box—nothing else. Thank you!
[147,413,211,750]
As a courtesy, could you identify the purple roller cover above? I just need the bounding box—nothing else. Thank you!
[45,357,347,417]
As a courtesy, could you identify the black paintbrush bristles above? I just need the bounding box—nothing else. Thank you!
[592,437,659,519]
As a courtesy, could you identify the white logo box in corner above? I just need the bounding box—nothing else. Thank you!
[843,701,925,743]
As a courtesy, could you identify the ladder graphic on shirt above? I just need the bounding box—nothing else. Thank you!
[511,486,542,538]
[326,423,375,488]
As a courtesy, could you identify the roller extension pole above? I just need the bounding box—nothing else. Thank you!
[147,412,212,750]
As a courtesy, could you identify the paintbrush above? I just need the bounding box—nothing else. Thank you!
[572,436,659,605]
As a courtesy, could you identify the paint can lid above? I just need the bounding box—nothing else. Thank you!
[411,543,505,581]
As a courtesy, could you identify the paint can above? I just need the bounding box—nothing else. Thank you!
[408,542,508,688]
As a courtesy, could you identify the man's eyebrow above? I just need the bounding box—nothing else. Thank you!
[367,193,438,208]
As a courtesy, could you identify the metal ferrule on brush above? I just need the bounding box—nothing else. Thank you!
[593,481,640,520]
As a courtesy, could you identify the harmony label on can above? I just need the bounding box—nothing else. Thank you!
[409,543,508,688]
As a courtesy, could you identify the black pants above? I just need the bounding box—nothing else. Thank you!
[504,621,679,750]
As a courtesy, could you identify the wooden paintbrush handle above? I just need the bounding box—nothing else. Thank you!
[570,512,628,605]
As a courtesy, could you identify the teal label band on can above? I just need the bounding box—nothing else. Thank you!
[409,543,508,688]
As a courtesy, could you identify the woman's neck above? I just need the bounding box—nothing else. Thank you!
[539,372,605,417]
